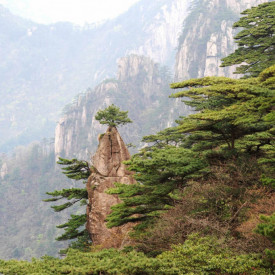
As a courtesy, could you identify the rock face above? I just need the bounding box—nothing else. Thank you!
[174,0,267,81]
[130,0,190,66]
[55,55,185,160]
[0,0,189,153]
[86,126,135,248]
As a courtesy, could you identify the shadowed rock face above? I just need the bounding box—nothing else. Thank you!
[86,126,135,248]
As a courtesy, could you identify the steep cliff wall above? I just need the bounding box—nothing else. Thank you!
[175,0,267,80]
[55,55,188,159]
[129,0,190,66]
[0,0,189,152]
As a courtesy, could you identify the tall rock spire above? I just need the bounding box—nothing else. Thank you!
[86,126,135,248]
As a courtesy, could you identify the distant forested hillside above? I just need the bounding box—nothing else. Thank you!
[0,0,273,269]
[0,0,188,152]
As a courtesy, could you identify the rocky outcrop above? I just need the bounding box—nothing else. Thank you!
[54,55,184,160]
[0,0,190,153]
[129,0,190,66]
[175,0,267,81]
[86,126,135,248]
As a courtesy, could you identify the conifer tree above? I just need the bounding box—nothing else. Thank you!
[170,66,275,156]
[221,2,275,77]
[107,147,207,229]
[95,104,132,127]
[44,157,91,250]
[107,65,275,232]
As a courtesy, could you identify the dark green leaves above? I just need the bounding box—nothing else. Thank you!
[44,188,88,212]
[56,214,87,241]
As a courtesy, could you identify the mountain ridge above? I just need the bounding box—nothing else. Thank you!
[0,0,187,152]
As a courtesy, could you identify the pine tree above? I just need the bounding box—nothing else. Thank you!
[95,104,132,127]
[170,66,275,156]
[221,2,275,77]
[44,157,91,250]
[107,147,207,230]
[107,65,275,232]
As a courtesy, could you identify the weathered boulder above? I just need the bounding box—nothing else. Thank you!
[86,126,135,248]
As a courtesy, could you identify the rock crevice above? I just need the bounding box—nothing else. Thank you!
[86,126,135,248]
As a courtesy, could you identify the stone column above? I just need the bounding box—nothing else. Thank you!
[86,126,135,248]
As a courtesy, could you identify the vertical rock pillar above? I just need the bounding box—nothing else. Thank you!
[86,126,135,248]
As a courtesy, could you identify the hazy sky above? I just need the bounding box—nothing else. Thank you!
[0,0,140,25]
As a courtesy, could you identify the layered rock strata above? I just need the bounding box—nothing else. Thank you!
[86,126,135,248]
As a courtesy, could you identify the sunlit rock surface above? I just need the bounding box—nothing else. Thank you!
[86,126,135,248]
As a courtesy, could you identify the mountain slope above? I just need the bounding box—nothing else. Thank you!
[55,55,186,159]
[0,0,188,152]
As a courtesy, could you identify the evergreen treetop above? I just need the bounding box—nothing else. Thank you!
[220,1,275,77]
[170,66,275,155]
[95,104,132,127]
[107,65,275,233]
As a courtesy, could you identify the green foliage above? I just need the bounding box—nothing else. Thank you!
[61,231,92,254]
[158,234,267,275]
[107,66,274,235]
[95,104,132,127]
[44,157,91,246]
[44,188,88,211]
[107,147,207,230]
[221,2,275,77]
[170,66,275,157]
[255,213,275,243]
[57,157,91,181]
[0,234,270,274]
[56,214,87,241]
[255,213,275,263]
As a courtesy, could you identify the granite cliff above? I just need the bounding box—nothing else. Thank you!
[175,0,267,80]
[0,0,188,152]
[55,55,186,159]
[86,126,135,248]
[1,0,270,261]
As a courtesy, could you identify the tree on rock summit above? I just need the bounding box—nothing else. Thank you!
[95,104,132,127]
